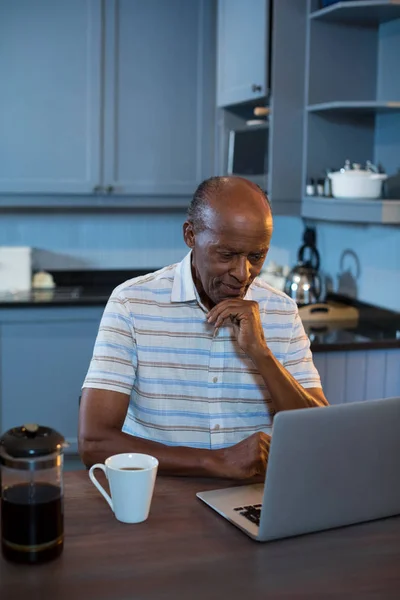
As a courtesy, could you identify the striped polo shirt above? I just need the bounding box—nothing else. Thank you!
[83,252,321,449]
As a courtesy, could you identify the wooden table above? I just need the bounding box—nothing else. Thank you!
[2,471,400,600]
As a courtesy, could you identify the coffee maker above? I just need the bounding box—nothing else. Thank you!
[0,423,67,564]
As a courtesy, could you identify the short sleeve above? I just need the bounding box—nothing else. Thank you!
[283,311,321,389]
[82,292,137,395]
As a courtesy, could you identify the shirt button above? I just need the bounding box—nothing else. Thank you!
[213,424,220,431]
[212,376,218,383]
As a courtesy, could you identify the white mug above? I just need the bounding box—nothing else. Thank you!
[89,453,158,523]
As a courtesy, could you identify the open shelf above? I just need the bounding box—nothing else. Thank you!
[307,101,400,114]
[310,1,400,26]
[301,196,400,224]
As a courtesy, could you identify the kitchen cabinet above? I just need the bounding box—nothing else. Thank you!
[302,0,400,224]
[0,0,215,197]
[314,347,400,404]
[103,0,215,196]
[217,0,270,107]
[0,307,104,451]
[0,0,102,194]
[215,0,307,215]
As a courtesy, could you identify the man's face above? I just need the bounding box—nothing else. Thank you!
[184,212,272,309]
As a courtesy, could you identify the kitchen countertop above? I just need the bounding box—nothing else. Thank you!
[0,268,144,307]
[0,270,398,352]
[0,286,111,307]
[307,321,400,352]
[305,293,400,352]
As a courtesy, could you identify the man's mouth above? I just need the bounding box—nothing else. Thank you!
[220,282,246,296]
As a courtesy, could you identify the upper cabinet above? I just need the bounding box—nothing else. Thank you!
[103,0,215,196]
[215,0,307,216]
[0,0,102,194]
[217,0,270,107]
[267,0,307,215]
[0,0,215,197]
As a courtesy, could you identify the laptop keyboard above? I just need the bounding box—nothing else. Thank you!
[234,504,262,526]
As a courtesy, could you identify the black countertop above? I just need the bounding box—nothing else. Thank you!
[305,294,400,352]
[0,286,111,307]
[0,270,399,352]
[0,269,145,307]
[306,321,400,352]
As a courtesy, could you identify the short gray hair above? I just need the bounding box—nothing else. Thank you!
[187,176,271,232]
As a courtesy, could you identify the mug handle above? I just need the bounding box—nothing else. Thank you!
[89,464,114,512]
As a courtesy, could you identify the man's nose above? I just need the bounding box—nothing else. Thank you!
[231,256,251,283]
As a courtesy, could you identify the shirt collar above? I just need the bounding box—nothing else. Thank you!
[171,251,197,303]
[170,251,254,303]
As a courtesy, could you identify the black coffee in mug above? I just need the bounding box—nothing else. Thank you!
[1,483,64,564]
[120,467,144,471]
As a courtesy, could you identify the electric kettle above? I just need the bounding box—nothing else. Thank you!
[284,229,324,306]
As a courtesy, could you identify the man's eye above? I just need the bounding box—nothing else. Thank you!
[221,253,233,259]
[250,254,264,261]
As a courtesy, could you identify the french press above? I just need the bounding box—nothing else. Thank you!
[0,423,66,564]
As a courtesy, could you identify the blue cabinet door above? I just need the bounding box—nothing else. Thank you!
[0,307,103,452]
[0,0,102,194]
[313,348,400,404]
[102,0,215,196]
[217,0,269,107]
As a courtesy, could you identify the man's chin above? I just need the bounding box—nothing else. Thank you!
[216,291,247,302]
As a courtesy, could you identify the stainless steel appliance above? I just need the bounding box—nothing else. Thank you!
[284,228,324,306]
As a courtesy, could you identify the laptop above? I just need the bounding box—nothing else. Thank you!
[197,396,400,542]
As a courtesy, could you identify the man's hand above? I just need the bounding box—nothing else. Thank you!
[207,299,267,358]
[217,432,271,480]
[80,389,272,478]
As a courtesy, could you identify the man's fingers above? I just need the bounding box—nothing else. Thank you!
[261,442,270,460]
[260,434,271,462]
[208,306,239,323]
[210,308,239,328]
[215,314,232,328]
[207,300,252,323]
[259,433,271,446]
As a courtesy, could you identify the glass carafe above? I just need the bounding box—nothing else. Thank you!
[0,423,66,564]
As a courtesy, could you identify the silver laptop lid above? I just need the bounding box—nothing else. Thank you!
[259,397,400,541]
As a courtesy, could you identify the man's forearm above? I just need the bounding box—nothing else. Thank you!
[79,428,226,477]
[250,346,328,412]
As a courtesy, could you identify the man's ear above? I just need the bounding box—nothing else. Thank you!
[183,221,195,249]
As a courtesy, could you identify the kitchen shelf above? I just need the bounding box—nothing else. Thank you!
[301,196,400,224]
[307,101,400,115]
[310,1,400,26]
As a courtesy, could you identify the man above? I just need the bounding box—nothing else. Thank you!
[79,176,328,480]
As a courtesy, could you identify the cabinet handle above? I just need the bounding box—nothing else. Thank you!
[93,185,103,193]
[105,185,114,194]
[251,84,262,93]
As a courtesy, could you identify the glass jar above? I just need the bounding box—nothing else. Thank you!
[0,423,66,564]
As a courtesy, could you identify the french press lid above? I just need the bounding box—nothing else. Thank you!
[0,424,65,459]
